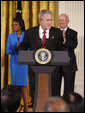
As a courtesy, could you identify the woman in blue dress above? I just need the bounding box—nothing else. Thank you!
[6,18,29,112]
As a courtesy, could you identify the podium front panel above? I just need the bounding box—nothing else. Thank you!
[17,50,70,65]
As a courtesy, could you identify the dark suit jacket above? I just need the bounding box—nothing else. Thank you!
[19,26,62,51]
[58,27,78,72]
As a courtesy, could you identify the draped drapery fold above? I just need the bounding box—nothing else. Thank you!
[1,1,17,89]
[1,1,58,91]
[22,1,58,28]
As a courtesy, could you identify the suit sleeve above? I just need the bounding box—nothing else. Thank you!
[63,31,78,49]
[18,30,30,50]
[65,31,78,49]
[6,34,17,55]
[56,30,64,50]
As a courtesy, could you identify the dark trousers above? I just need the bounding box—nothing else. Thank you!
[51,67,76,96]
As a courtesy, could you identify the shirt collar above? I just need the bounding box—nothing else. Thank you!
[60,27,68,32]
[39,25,49,34]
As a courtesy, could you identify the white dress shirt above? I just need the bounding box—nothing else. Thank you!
[39,25,49,40]
[60,27,68,32]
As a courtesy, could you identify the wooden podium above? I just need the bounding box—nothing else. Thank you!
[17,50,69,112]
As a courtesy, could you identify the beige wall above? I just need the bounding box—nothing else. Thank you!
[58,1,84,70]
[58,1,84,96]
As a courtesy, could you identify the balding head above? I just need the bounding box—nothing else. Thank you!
[59,13,69,21]
[44,97,69,112]
[58,13,69,29]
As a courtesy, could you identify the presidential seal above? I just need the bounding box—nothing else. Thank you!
[35,48,52,64]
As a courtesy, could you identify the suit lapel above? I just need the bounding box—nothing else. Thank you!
[65,27,71,39]
[34,26,40,38]
[34,26,42,45]
[45,28,52,45]
[46,27,55,46]
[49,27,54,40]
[65,27,70,35]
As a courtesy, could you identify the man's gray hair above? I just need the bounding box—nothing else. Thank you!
[44,97,69,112]
[38,9,53,20]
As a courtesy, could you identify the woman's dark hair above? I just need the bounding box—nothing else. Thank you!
[13,18,25,31]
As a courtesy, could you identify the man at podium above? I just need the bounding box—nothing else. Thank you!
[18,9,63,107]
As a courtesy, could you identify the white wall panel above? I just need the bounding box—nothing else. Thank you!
[59,1,84,70]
